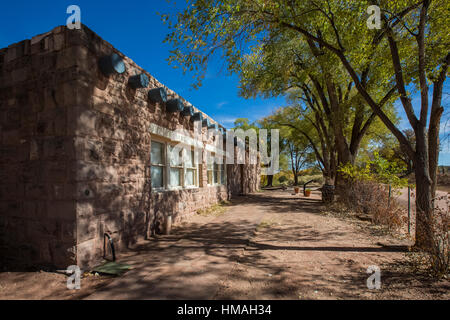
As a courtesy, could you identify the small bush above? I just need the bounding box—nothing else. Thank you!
[339,180,404,229]
[338,152,408,230]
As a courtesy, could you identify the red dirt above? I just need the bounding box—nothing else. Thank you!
[0,190,448,300]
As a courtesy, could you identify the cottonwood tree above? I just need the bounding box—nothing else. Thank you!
[232,118,284,187]
[163,0,448,249]
[262,115,314,186]
[287,136,315,186]
[264,106,337,185]
[239,31,398,174]
[240,35,397,185]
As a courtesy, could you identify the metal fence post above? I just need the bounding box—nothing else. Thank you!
[407,185,411,235]
[388,184,391,207]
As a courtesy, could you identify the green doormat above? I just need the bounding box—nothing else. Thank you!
[92,261,132,276]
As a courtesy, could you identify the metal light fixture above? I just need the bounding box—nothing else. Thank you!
[148,87,167,103]
[129,73,149,89]
[202,118,211,128]
[208,123,219,131]
[99,53,126,76]
[191,112,203,122]
[181,106,194,117]
[166,99,184,113]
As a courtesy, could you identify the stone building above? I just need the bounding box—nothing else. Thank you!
[0,25,260,269]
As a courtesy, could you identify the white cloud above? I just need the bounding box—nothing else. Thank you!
[216,101,228,109]
[213,116,237,125]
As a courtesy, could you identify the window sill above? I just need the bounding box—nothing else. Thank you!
[151,186,200,193]
[184,185,199,190]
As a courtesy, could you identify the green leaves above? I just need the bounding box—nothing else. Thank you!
[339,151,409,188]
[163,0,448,93]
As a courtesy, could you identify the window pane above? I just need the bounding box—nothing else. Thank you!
[168,145,182,166]
[151,141,164,165]
[151,166,163,188]
[214,171,218,184]
[221,169,225,184]
[207,152,214,169]
[169,168,181,187]
[186,150,195,168]
[207,171,213,185]
[186,169,195,186]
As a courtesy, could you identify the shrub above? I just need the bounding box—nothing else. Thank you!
[338,152,408,230]
[339,179,405,229]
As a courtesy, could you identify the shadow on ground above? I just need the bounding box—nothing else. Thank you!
[82,190,450,300]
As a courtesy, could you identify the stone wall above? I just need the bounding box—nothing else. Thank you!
[0,25,260,270]
[70,26,234,268]
[0,26,79,268]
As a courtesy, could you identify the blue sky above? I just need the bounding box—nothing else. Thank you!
[0,0,285,128]
[1,0,448,165]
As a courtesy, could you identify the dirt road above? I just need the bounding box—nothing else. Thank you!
[1,189,447,299]
[85,190,448,300]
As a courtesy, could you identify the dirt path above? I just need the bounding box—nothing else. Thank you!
[1,190,448,299]
[86,190,448,300]
[85,195,267,299]
[214,191,447,299]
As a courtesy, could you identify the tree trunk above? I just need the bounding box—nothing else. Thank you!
[414,128,434,249]
[294,174,299,186]
[266,175,273,187]
[414,161,434,249]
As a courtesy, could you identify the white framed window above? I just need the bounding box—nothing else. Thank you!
[215,162,225,185]
[151,141,165,189]
[168,144,183,188]
[207,152,225,186]
[184,149,198,187]
[151,139,199,191]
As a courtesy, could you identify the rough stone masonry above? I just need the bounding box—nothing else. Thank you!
[0,25,260,270]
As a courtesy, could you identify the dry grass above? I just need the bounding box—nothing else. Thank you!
[338,181,405,230]
[256,219,275,231]
[197,201,230,217]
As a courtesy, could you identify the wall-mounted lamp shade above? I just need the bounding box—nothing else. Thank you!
[166,99,184,113]
[208,123,219,131]
[233,136,246,146]
[191,112,203,122]
[129,73,149,89]
[148,87,167,103]
[181,106,194,117]
[202,118,211,128]
[99,53,126,76]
